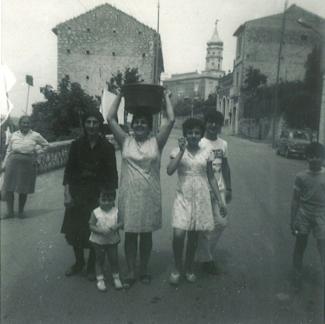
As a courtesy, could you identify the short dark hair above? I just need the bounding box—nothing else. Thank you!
[18,115,31,126]
[182,118,205,137]
[100,188,116,199]
[81,109,104,127]
[305,142,325,159]
[204,109,224,126]
[131,110,153,130]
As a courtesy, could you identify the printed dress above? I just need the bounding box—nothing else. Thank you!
[170,147,214,231]
[118,136,162,233]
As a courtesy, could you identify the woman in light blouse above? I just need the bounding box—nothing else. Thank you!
[1,115,49,218]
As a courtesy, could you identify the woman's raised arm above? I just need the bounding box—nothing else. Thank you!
[157,90,175,150]
[106,91,128,147]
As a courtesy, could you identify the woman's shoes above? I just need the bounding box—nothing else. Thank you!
[65,263,84,277]
[185,272,197,283]
[96,278,107,292]
[169,272,181,285]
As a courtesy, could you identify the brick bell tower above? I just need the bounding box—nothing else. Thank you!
[205,20,223,73]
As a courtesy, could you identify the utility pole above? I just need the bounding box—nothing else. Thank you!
[272,0,288,148]
[25,75,33,114]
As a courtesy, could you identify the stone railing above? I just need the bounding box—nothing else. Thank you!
[36,136,119,174]
[37,140,72,174]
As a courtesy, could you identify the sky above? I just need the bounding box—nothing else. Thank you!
[2,0,325,117]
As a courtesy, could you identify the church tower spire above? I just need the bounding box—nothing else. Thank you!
[205,20,223,73]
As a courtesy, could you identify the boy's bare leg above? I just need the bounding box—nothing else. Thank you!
[316,239,325,323]
[293,234,308,273]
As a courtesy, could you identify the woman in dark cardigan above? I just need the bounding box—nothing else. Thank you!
[61,110,118,279]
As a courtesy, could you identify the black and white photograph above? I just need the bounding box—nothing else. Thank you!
[1,0,325,323]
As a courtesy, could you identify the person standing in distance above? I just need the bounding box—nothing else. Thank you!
[196,109,232,274]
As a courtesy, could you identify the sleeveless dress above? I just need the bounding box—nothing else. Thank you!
[170,147,214,231]
[118,136,162,233]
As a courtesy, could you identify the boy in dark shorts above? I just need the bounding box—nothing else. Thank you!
[290,142,325,287]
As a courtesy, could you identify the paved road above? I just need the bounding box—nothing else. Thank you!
[1,129,323,324]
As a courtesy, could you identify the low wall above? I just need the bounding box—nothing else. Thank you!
[37,140,72,174]
[37,136,119,174]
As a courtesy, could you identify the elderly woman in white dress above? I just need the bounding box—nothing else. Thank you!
[1,115,49,218]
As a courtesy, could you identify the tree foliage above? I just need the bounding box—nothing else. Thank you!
[106,67,143,94]
[242,49,321,130]
[31,76,99,141]
[241,67,267,96]
[174,95,215,117]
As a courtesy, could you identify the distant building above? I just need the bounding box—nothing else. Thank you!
[52,3,164,98]
[216,72,234,129]
[231,4,324,134]
[163,21,224,106]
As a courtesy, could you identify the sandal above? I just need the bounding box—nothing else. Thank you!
[169,272,181,286]
[185,272,197,283]
[124,277,136,289]
[139,274,152,285]
[97,279,107,292]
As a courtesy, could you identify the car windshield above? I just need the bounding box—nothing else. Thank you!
[292,131,309,140]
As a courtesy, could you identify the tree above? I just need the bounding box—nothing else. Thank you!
[242,67,267,96]
[106,67,143,94]
[304,46,321,96]
[31,76,99,141]
[106,67,143,125]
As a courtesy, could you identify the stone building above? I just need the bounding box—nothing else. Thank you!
[163,20,224,106]
[52,3,164,98]
[216,72,234,129]
[231,4,323,134]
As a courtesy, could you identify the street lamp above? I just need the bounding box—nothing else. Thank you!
[297,18,325,144]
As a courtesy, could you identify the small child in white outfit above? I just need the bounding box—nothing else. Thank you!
[89,188,123,292]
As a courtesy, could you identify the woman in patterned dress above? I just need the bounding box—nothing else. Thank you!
[107,90,175,286]
[167,118,226,285]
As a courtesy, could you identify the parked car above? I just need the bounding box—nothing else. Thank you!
[276,129,311,159]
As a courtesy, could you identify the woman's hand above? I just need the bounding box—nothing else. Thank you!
[178,137,186,152]
[164,88,172,99]
[64,191,73,207]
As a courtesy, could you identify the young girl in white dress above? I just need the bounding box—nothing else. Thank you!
[167,118,226,285]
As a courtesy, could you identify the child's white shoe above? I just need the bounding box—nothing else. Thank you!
[112,273,123,290]
[96,276,107,292]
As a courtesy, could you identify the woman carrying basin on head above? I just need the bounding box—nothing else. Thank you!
[106,87,175,287]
